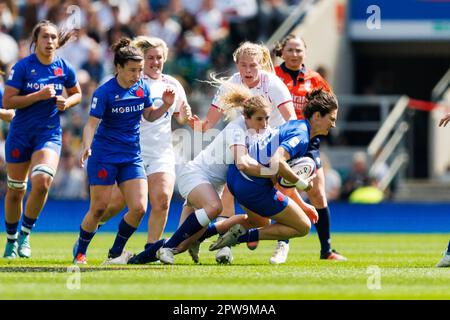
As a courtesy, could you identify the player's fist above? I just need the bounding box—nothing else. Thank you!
[39,84,56,100]
[55,95,68,111]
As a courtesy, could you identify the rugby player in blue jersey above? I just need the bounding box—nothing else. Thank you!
[2,20,81,259]
[72,38,175,265]
[208,89,338,254]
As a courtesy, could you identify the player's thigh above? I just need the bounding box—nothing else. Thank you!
[271,199,311,234]
[119,178,148,212]
[187,183,222,213]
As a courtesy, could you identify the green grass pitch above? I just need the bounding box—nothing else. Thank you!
[0,233,449,300]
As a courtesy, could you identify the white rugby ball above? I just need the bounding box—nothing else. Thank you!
[279,156,316,188]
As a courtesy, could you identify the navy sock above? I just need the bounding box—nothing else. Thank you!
[237,228,259,244]
[198,223,218,243]
[447,241,450,253]
[109,218,137,257]
[164,212,205,248]
[5,222,19,243]
[20,215,37,235]
[134,239,165,263]
[76,227,96,255]
[314,207,331,255]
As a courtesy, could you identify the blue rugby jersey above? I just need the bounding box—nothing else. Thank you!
[89,77,152,163]
[248,120,311,166]
[5,53,77,130]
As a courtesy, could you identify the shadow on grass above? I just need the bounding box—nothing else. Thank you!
[0,266,162,273]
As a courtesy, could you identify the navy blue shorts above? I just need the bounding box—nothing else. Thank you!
[5,127,62,163]
[87,157,146,186]
[227,164,289,217]
[304,135,322,169]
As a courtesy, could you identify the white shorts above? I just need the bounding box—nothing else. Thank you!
[141,148,176,177]
[177,162,225,200]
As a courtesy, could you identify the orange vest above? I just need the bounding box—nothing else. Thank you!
[275,65,332,120]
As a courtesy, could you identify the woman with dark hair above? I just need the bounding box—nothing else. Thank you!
[270,34,347,263]
[2,20,81,259]
[72,38,175,264]
[209,89,338,256]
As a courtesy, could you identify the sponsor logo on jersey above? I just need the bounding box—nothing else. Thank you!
[31,69,37,76]
[112,103,144,114]
[114,94,120,101]
[26,83,63,91]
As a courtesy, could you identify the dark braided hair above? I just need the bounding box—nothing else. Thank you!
[111,37,143,68]
[302,88,338,120]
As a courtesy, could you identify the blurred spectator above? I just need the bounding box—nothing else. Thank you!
[50,150,88,200]
[174,10,211,83]
[57,28,98,70]
[146,4,181,48]
[342,151,370,200]
[321,152,342,201]
[80,44,105,83]
[217,0,259,48]
[259,0,289,41]
[106,4,135,46]
[348,176,384,204]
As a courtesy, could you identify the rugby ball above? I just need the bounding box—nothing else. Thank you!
[279,156,316,188]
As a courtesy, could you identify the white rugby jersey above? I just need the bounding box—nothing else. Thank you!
[140,74,187,157]
[191,116,248,183]
[211,70,292,128]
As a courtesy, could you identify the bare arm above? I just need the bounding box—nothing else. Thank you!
[0,109,15,122]
[143,88,175,122]
[278,101,297,121]
[79,116,100,168]
[233,145,274,178]
[56,83,82,111]
[188,105,223,132]
[275,147,315,191]
[439,112,450,127]
[174,101,192,125]
[2,85,56,110]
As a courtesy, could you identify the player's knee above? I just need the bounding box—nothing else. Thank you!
[30,164,55,193]
[295,220,311,237]
[151,197,170,213]
[307,187,327,208]
[7,176,28,194]
[129,203,147,219]
[6,185,26,203]
[204,201,222,218]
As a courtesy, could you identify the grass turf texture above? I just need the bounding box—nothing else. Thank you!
[0,233,449,299]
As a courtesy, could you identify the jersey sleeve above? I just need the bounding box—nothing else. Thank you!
[63,60,77,88]
[89,88,107,119]
[280,129,309,160]
[269,74,292,109]
[143,81,152,108]
[5,59,26,91]
[225,120,247,149]
[0,88,3,108]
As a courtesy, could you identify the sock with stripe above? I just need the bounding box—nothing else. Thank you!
[5,222,19,243]
[20,215,37,235]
